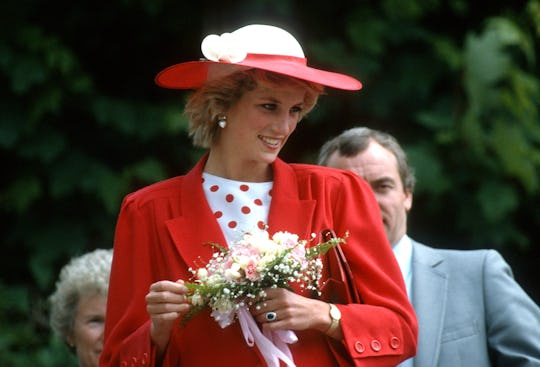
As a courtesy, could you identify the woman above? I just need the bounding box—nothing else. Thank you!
[101,24,417,367]
[49,248,113,367]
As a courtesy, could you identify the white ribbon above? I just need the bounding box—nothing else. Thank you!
[236,306,297,367]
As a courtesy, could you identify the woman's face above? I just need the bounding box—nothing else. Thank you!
[68,293,107,367]
[217,79,307,168]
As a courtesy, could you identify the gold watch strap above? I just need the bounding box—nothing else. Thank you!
[326,303,341,334]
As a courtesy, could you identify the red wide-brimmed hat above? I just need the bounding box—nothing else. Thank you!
[155,24,362,91]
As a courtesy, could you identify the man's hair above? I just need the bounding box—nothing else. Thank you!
[318,126,416,192]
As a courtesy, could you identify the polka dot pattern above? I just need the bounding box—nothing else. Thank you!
[202,173,273,245]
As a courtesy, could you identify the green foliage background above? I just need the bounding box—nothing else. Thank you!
[1,0,539,364]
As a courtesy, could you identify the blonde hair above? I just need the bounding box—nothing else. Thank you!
[184,69,325,148]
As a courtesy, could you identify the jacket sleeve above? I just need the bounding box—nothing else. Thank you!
[327,171,418,366]
[100,195,159,367]
[484,250,540,365]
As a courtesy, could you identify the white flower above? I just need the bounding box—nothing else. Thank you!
[214,297,235,314]
[206,274,224,286]
[191,293,205,306]
[224,262,242,280]
[201,32,247,63]
[272,231,299,247]
[197,268,208,281]
[257,254,275,272]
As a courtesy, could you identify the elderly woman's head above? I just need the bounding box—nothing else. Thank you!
[49,248,113,367]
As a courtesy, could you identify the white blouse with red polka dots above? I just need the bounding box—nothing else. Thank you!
[202,172,273,245]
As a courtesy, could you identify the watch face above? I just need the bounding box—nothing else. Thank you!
[330,305,341,319]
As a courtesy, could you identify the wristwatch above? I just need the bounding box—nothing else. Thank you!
[327,303,341,334]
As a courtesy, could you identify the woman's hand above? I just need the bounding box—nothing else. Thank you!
[146,280,190,357]
[250,288,341,339]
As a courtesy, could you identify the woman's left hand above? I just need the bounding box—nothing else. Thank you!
[250,288,332,334]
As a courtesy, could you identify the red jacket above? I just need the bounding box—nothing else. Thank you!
[100,155,417,367]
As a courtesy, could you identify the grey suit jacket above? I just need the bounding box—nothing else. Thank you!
[410,240,540,367]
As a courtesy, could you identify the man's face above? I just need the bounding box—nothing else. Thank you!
[325,141,412,246]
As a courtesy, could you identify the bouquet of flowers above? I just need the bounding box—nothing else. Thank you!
[182,229,346,327]
[181,231,345,367]
[180,229,347,367]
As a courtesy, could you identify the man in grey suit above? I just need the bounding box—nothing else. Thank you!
[318,126,540,367]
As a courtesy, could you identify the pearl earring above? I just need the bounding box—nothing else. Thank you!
[217,115,227,128]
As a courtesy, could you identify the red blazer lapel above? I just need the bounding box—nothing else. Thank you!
[166,154,226,270]
[267,158,316,241]
[166,156,317,271]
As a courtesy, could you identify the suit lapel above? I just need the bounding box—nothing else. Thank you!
[411,242,448,367]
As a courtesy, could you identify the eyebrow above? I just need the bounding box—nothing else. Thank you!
[254,86,305,102]
[371,177,395,185]
[256,95,281,103]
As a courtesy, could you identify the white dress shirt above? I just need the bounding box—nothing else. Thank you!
[202,172,272,245]
[393,235,414,367]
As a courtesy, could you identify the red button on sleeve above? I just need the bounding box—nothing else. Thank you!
[390,336,401,349]
[354,341,365,353]
[141,352,149,365]
[371,339,382,352]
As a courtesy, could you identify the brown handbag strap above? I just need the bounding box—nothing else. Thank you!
[321,229,362,303]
